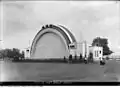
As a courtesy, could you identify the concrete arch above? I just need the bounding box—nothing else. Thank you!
[30,24,77,59]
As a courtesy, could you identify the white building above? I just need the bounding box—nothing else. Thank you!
[69,41,90,59]
[27,24,103,60]
[89,46,103,61]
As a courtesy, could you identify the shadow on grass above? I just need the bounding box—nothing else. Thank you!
[11,58,85,64]
[1,58,98,64]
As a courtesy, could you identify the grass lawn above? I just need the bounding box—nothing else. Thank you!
[0,59,120,82]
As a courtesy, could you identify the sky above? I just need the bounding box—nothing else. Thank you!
[0,1,120,52]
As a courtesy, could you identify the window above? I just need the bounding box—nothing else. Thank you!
[97,51,99,57]
[69,45,75,49]
[95,51,99,57]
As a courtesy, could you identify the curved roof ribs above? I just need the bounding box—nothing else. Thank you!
[58,25,77,43]
[30,24,77,54]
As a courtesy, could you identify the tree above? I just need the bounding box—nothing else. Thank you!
[0,50,4,59]
[12,48,20,60]
[0,49,11,59]
[21,51,25,59]
[92,37,113,55]
[88,52,93,63]
[0,48,25,61]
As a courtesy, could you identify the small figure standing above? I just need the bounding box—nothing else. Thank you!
[79,54,82,63]
[84,55,87,64]
[64,56,66,62]
[68,54,72,64]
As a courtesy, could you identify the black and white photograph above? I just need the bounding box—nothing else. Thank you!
[0,0,120,85]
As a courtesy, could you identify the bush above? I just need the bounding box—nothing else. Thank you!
[100,60,105,65]
[88,52,93,63]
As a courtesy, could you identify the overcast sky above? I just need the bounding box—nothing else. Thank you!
[1,1,120,52]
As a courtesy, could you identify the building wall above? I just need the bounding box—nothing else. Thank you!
[69,42,90,58]
[89,46,103,61]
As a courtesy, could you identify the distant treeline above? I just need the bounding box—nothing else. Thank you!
[0,48,25,60]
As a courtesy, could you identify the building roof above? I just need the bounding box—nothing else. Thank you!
[30,24,77,54]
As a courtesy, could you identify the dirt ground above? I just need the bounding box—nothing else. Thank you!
[0,59,120,82]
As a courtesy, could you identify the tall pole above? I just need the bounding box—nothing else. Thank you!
[85,40,87,58]
[98,37,99,47]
